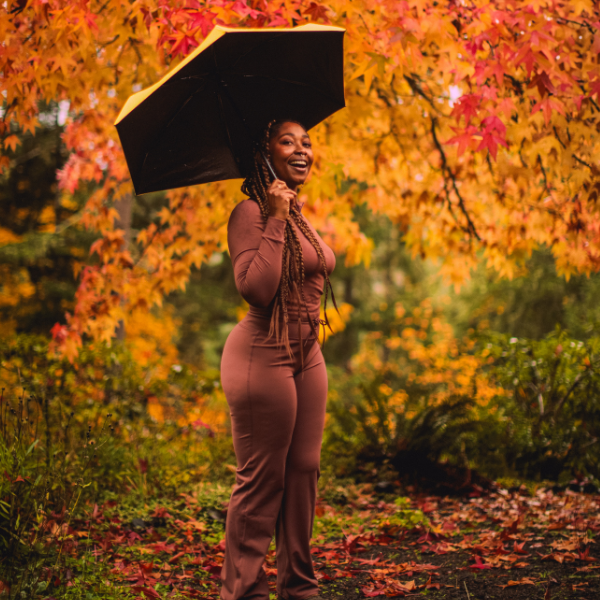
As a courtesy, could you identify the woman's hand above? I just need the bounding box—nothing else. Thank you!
[266,179,296,221]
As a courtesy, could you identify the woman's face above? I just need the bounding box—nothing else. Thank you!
[268,121,313,191]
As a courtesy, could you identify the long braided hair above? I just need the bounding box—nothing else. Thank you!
[241,119,338,359]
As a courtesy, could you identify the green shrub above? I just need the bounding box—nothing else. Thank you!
[480,328,600,483]
[0,386,113,597]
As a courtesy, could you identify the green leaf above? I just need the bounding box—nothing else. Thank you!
[25,439,40,456]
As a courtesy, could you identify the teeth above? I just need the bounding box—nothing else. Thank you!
[289,161,307,167]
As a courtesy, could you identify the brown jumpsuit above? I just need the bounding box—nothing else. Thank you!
[220,198,335,600]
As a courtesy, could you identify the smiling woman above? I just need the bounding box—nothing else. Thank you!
[268,121,314,191]
[219,119,336,600]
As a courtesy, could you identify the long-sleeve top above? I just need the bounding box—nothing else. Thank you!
[227,199,336,323]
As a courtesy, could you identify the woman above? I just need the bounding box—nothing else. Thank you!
[220,119,336,600]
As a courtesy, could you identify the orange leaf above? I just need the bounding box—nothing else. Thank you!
[500,577,537,588]
[3,135,19,152]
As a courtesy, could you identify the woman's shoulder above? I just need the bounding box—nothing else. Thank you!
[230,198,261,216]
[228,198,263,228]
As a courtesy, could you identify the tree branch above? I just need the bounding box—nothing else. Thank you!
[556,16,596,35]
[553,126,567,149]
[430,117,481,241]
[573,154,593,170]
[404,75,444,114]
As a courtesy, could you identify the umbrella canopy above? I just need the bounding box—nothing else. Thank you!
[115,23,345,195]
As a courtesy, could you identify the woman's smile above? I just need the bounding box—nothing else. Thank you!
[288,158,308,170]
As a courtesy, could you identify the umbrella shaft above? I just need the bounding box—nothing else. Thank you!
[261,151,278,181]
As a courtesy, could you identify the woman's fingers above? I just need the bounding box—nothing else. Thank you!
[268,179,286,190]
[266,179,300,219]
[266,179,294,220]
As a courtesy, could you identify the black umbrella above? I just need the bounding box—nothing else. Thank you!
[114,23,346,195]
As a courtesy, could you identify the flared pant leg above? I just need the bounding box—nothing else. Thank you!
[220,321,327,600]
[275,353,328,599]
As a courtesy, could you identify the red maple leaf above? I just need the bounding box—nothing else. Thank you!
[577,546,596,562]
[342,533,364,554]
[532,97,565,126]
[188,11,216,38]
[589,79,600,98]
[451,94,481,125]
[170,34,199,57]
[470,556,493,570]
[51,322,68,342]
[131,586,160,599]
[446,125,479,156]
[268,14,288,26]
[516,45,536,76]
[478,115,508,159]
[303,2,329,21]
[361,584,386,597]
[231,1,262,19]
[529,71,556,97]
[513,541,529,555]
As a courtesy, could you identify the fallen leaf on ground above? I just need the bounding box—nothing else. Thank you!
[499,577,537,588]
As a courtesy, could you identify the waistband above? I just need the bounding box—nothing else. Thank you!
[241,309,322,340]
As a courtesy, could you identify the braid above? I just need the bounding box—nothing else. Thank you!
[240,119,337,358]
[290,207,338,335]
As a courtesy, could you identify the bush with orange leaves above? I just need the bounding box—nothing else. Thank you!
[323,297,506,481]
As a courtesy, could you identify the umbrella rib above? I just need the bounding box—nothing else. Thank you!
[139,82,210,182]
[165,85,207,130]
[216,88,238,168]
[213,46,242,171]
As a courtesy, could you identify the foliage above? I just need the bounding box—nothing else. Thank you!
[323,298,502,474]
[482,328,600,483]
[0,334,234,506]
[0,386,113,597]
[5,476,599,599]
[324,302,600,486]
[1,0,599,354]
[0,335,234,596]
[449,247,600,341]
[0,106,95,335]
[165,251,241,368]
[373,496,431,533]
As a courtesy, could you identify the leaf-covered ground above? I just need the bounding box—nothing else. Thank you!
[48,484,600,599]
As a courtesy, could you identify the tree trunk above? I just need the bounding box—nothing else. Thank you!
[114,194,133,341]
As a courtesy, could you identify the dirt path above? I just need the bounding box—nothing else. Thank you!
[55,485,600,599]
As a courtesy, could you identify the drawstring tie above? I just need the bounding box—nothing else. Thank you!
[313,317,328,342]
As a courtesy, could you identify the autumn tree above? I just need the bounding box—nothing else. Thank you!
[0,101,97,332]
[1,0,600,357]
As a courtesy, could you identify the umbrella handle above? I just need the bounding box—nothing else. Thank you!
[260,151,278,181]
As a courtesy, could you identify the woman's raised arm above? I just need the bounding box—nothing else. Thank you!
[227,200,285,308]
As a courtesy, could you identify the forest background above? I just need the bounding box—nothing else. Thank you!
[2,0,600,597]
